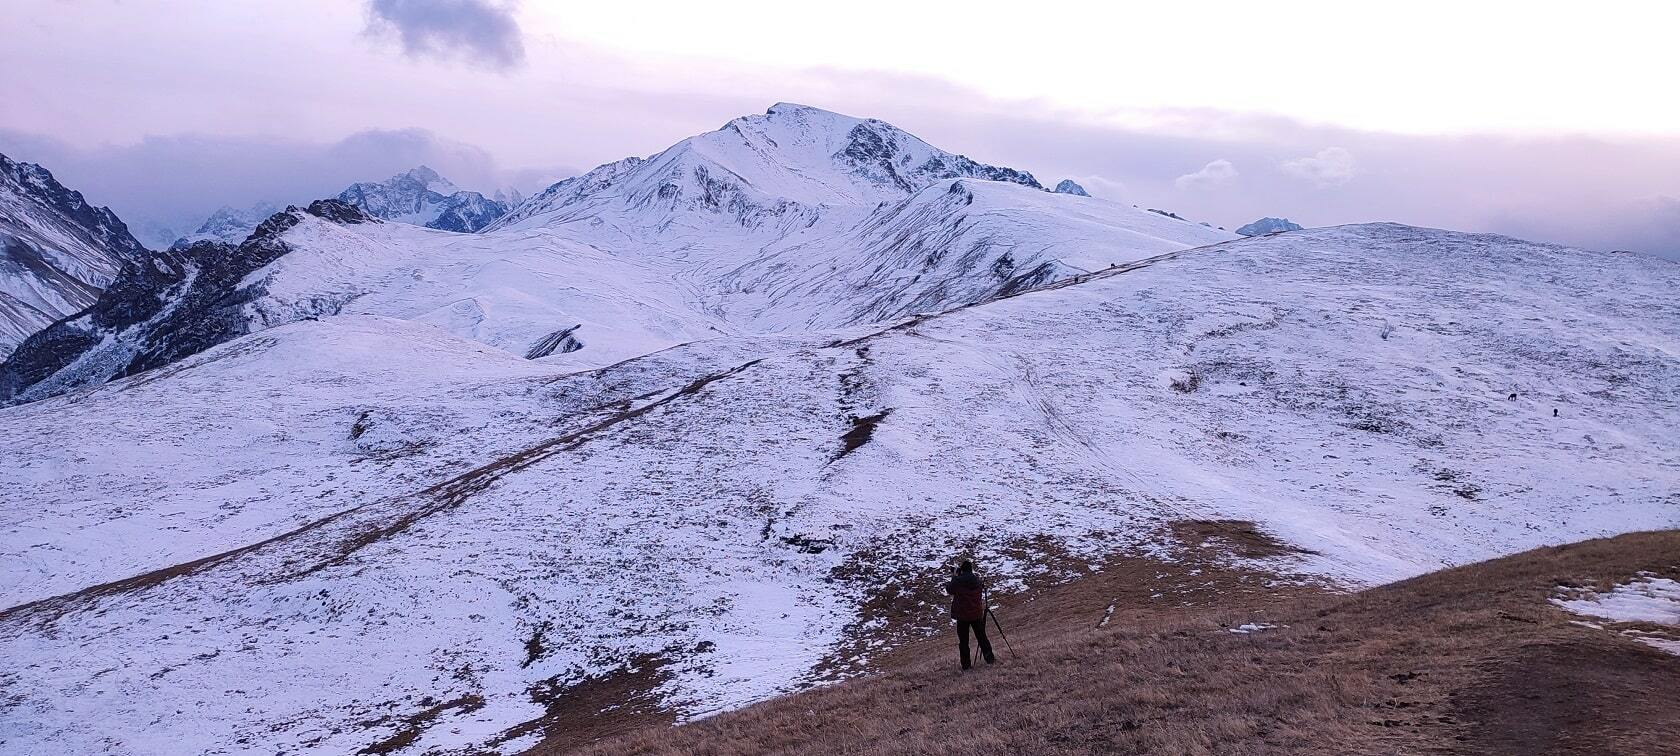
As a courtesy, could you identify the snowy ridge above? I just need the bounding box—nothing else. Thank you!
[2,224,1676,754]
[1,105,1230,402]
[487,102,1043,234]
[0,153,147,356]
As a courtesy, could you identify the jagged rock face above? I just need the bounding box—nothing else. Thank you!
[0,200,374,403]
[1053,179,1090,197]
[336,166,510,232]
[0,153,148,356]
[1237,217,1305,236]
[525,324,584,359]
[835,122,1043,193]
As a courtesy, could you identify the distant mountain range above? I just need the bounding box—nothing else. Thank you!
[171,166,515,248]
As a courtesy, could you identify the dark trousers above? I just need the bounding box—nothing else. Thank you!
[956,617,996,669]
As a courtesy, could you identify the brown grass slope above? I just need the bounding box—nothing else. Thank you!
[562,530,1680,755]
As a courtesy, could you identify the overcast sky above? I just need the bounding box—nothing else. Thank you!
[2,0,1677,257]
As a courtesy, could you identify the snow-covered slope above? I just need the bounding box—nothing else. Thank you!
[1,106,1230,403]
[0,153,147,357]
[2,224,1675,755]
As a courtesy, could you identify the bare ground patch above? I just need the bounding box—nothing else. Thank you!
[511,652,678,754]
[560,531,1680,755]
[1169,518,1311,560]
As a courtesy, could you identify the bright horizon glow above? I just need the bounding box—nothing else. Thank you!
[528,1,1680,138]
[2,0,1676,259]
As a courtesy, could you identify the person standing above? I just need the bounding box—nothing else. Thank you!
[945,560,996,670]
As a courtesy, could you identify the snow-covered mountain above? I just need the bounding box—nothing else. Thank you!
[0,105,1230,403]
[167,167,513,249]
[0,153,148,357]
[2,224,1674,755]
[1053,179,1090,196]
[1238,216,1305,236]
[489,103,1043,235]
[0,200,376,403]
[170,201,281,246]
[336,165,510,232]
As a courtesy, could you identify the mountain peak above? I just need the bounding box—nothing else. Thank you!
[491,103,1044,232]
[334,167,505,232]
[0,151,148,356]
[766,101,822,115]
[1237,217,1305,236]
[394,165,454,193]
[1053,179,1091,197]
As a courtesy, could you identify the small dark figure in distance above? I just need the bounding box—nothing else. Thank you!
[945,560,995,670]
[1508,392,1518,401]
[1554,408,1559,417]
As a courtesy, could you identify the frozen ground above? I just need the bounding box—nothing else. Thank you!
[2,224,1677,754]
[1556,575,1680,624]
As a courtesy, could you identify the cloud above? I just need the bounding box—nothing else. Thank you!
[1493,194,1680,260]
[1174,159,1238,191]
[1063,174,1128,201]
[4,52,1679,261]
[364,0,525,70]
[1282,147,1357,187]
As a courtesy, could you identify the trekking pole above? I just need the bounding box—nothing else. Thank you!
[987,607,1016,656]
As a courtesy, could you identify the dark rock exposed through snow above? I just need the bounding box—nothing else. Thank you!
[1053,179,1091,197]
[0,152,149,356]
[1237,217,1305,236]
[0,200,375,404]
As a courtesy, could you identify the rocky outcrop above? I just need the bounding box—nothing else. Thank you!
[1053,179,1090,197]
[0,200,375,403]
[1237,217,1305,236]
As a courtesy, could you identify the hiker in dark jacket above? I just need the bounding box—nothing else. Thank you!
[945,560,996,670]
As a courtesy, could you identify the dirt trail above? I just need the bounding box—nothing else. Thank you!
[0,358,764,627]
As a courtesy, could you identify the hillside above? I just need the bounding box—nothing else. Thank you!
[578,530,1680,755]
[1,222,1674,755]
[0,152,147,357]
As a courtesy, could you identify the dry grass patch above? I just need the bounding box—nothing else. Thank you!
[548,530,1680,755]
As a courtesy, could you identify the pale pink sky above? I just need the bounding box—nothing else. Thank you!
[2,0,1677,257]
